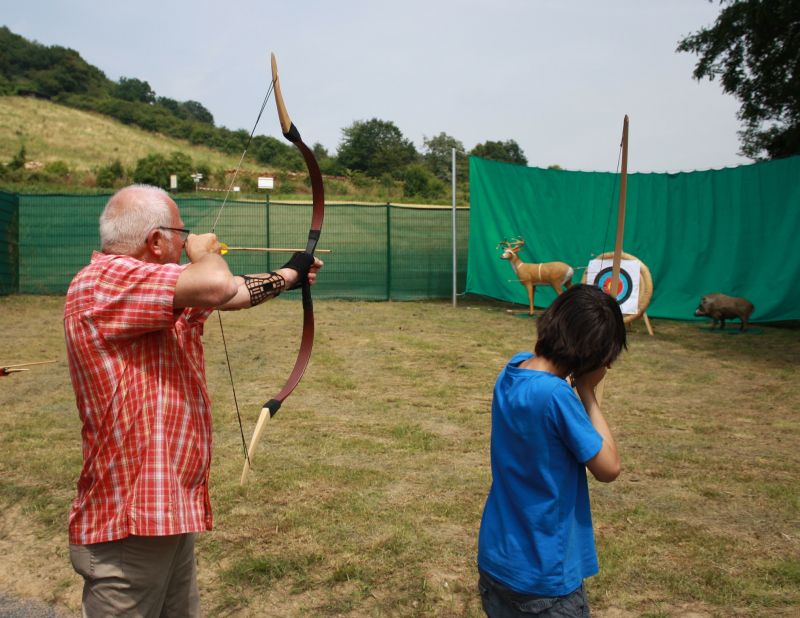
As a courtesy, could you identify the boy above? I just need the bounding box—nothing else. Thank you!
[477,284,627,617]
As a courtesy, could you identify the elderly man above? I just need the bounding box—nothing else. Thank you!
[64,184,322,616]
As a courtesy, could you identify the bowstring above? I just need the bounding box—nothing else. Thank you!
[211,80,275,233]
[212,77,276,467]
[218,311,249,467]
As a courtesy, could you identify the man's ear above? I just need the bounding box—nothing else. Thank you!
[146,228,167,258]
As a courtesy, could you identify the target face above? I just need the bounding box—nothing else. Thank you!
[583,254,653,317]
[593,267,633,305]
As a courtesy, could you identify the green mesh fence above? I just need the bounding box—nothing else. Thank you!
[0,191,18,295]
[1,193,469,300]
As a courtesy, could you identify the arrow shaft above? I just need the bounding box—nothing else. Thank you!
[1,360,57,369]
[224,247,331,253]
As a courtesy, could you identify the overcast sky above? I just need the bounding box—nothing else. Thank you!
[3,1,750,173]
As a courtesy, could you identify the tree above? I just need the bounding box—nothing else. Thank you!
[132,151,197,191]
[312,142,343,175]
[179,100,214,125]
[251,135,302,169]
[677,0,800,159]
[403,164,446,199]
[156,96,180,114]
[155,97,214,126]
[422,132,466,182]
[167,151,198,191]
[337,118,418,177]
[0,27,109,98]
[96,159,125,188]
[114,77,155,103]
[133,153,169,188]
[188,125,215,146]
[470,139,528,165]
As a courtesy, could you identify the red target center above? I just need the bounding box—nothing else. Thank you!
[602,278,624,296]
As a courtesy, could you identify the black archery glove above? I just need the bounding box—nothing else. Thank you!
[280,251,315,290]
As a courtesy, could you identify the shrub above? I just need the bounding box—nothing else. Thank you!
[96,159,125,188]
[8,145,26,170]
[44,160,70,179]
[133,153,170,189]
[403,164,446,199]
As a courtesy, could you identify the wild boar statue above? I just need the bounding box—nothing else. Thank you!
[694,293,754,331]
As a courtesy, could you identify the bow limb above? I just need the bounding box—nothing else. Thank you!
[596,115,629,408]
[608,115,629,300]
[240,53,325,485]
[271,52,325,253]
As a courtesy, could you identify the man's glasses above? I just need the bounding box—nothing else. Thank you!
[157,226,191,241]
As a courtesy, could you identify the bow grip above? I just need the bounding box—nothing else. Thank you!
[305,229,321,255]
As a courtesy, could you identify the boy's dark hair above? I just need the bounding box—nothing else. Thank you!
[534,284,627,378]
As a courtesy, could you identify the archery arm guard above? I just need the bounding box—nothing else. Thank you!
[242,273,286,306]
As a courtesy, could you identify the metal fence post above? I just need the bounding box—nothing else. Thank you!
[452,148,457,307]
[386,202,392,300]
[265,193,271,272]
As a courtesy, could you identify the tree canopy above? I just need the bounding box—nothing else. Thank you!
[0,26,108,97]
[132,151,209,191]
[470,139,528,165]
[422,132,466,182]
[337,119,418,177]
[677,0,800,159]
[114,77,155,103]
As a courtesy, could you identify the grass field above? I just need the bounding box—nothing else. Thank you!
[0,294,798,617]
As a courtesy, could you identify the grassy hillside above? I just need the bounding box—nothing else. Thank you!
[0,97,370,201]
[0,96,466,204]
[0,96,243,174]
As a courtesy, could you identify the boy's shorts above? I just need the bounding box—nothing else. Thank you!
[478,569,590,617]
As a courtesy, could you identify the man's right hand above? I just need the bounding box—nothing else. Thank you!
[185,233,223,263]
[175,233,238,308]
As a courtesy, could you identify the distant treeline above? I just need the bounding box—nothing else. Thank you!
[0,26,530,198]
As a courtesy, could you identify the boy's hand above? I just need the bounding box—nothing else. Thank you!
[574,366,608,394]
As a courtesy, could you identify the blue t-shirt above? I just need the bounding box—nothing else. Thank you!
[477,352,603,597]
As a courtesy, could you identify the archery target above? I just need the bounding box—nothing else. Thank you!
[586,259,640,315]
[595,267,633,304]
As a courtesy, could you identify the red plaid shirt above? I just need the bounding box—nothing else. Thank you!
[64,252,214,545]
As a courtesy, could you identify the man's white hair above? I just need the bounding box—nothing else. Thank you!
[99,185,175,254]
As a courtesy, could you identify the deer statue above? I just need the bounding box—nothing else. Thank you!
[498,238,574,315]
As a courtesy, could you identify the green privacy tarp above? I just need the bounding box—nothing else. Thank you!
[467,155,800,322]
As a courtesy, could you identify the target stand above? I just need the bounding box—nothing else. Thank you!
[582,251,654,335]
